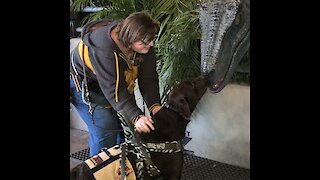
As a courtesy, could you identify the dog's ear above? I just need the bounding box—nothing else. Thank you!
[169,97,191,118]
[178,99,192,118]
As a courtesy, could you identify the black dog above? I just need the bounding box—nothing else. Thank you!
[70,75,208,180]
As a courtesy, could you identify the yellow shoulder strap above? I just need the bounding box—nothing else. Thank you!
[78,40,96,74]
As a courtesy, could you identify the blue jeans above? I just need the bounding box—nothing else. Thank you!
[70,77,124,156]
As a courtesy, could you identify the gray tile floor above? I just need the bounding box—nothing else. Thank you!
[70,128,89,170]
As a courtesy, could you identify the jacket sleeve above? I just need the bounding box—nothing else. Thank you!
[138,48,161,113]
[91,49,143,121]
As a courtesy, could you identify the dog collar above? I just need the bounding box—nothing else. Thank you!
[163,102,190,120]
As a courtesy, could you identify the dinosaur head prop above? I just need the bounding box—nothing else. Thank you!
[200,0,250,93]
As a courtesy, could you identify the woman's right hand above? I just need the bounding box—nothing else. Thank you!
[135,115,155,133]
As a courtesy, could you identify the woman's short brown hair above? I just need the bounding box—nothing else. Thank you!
[117,11,160,48]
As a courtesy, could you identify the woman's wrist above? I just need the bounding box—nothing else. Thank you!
[132,114,143,125]
[151,105,161,115]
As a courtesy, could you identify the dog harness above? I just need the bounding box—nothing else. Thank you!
[117,110,185,179]
[142,102,184,153]
[117,111,161,179]
[143,141,182,153]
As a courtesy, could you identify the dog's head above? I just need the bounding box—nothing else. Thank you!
[166,75,208,119]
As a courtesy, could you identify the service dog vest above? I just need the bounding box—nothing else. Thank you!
[84,145,136,180]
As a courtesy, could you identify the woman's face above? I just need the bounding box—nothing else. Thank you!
[131,39,155,54]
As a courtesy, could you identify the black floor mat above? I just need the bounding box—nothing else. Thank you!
[70,147,90,161]
[70,148,250,180]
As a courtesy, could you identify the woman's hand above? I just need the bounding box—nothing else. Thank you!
[135,115,155,133]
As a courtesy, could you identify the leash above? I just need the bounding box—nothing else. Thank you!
[117,111,161,179]
[120,143,127,180]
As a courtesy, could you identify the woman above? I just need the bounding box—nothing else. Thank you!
[70,11,161,156]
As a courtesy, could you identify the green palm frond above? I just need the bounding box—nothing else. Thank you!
[106,0,136,13]
[70,0,91,11]
[78,7,124,27]
[134,0,154,11]
[151,0,198,20]
[155,9,201,101]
